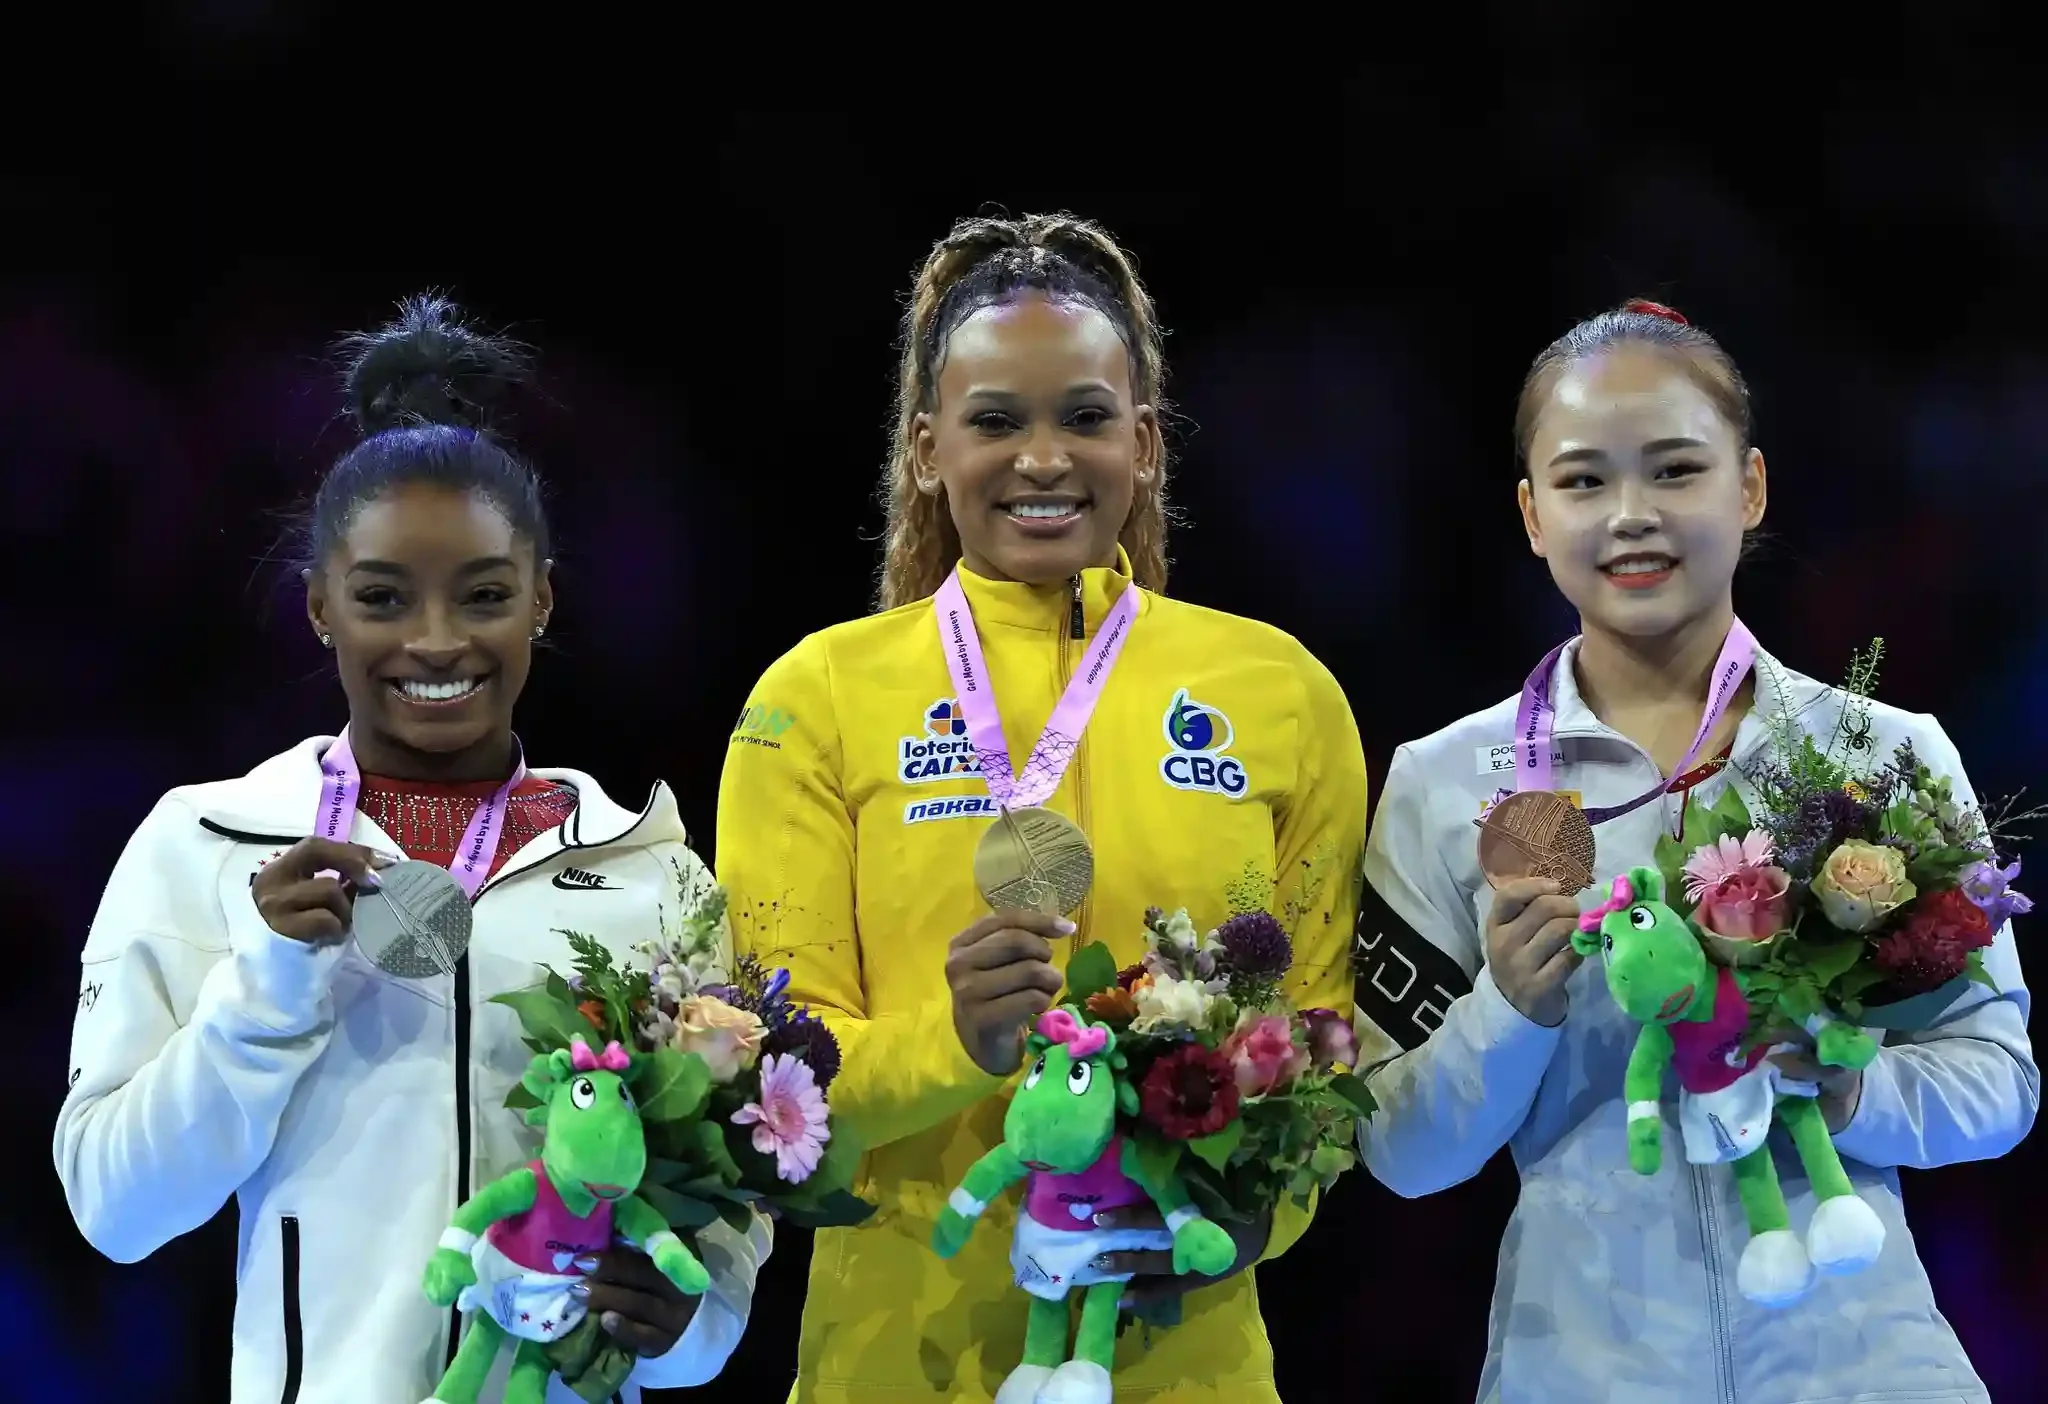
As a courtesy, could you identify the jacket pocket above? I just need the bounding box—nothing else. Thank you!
[279,1214,304,1404]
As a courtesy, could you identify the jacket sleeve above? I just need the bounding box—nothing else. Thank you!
[52,797,346,1263]
[716,639,1003,1156]
[1259,648,1370,1263]
[1353,744,1564,1198]
[1831,718,2039,1170]
[629,1208,774,1388]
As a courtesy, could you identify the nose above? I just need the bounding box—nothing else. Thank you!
[1609,480,1659,537]
[405,602,470,665]
[1012,426,1072,482]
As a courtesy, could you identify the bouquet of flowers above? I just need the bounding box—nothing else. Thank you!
[1064,907,1374,1295]
[489,860,872,1394]
[1652,640,2034,1042]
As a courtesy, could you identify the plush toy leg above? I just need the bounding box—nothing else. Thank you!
[1778,1097,1886,1276]
[1035,1281,1118,1404]
[1730,1143,1816,1308]
[994,1295,1069,1404]
[428,1313,505,1403]
[503,1338,556,1404]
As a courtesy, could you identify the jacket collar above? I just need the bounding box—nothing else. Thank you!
[950,545,1145,633]
[1545,635,1832,763]
[188,736,686,852]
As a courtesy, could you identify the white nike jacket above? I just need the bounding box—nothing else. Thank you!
[53,737,771,1404]
[1354,642,2035,1404]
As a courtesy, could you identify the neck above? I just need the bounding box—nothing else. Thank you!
[1573,600,1735,718]
[346,724,518,785]
[958,547,1118,587]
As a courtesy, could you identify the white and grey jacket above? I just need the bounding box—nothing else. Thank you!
[1354,642,2034,1404]
[53,737,770,1404]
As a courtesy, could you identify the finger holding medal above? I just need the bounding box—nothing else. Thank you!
[1483,876,1584,1027]
[946,909,1072,1076]
[250,837,400,945]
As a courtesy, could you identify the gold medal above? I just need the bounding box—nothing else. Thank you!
[1474,790,1596,894]
[973,805,1095,916]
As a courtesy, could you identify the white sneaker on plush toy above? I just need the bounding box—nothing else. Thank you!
[1035,1359,1113,1404]
[1808,1193,1886,1276]
[1738,1228,1817,1307]
[995,1364,1056,1404]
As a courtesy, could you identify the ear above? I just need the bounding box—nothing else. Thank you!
[303,566,332,646]
[1629,866,1665,904]
[534,556,556,631]
[1132,404,1161,487]
[910,413,943,496]
[1569,924,1603,958]
[520,1051,562,1101]
[1024,1033,1052,1057]
[1739,447,1767,531]
[1516,477,1546,558]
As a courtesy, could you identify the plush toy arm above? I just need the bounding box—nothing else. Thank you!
[931,1143,1027,1259]
[422,1166,540,1306]
[1624,1021,1676,1176]
[1769,980,1878,1071]
[1119,1140,1235,1277]
[615,1191,712,1295]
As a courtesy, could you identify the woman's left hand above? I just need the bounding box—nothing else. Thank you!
[1087,1205,1272,1313]
[1769,1047,1864,1134]
[574,1247,700,1356]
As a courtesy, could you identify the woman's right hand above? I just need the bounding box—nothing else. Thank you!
[946,910,1072,1076]
[250,838,395,945]
[1484,877,1584,1028]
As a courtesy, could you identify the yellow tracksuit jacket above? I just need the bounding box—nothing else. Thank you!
[716,551,1368,1403]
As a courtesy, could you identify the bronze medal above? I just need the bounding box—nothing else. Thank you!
[1474,790,1596,895]
[973,805,1095,916]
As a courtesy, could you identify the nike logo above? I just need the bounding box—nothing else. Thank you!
[552,867,615,892]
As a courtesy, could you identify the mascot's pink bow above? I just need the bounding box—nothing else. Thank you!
[1036,1009,1108,1058]
[570,1036,632,1072]
[1578,874,1637,934]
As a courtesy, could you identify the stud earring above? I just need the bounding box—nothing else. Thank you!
[319,633,332,648]
[532,626,545,641]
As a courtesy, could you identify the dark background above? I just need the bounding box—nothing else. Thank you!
[5,34,2045,1404]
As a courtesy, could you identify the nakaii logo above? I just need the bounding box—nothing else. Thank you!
[1160,689,1248,797]
[900,699,982,785]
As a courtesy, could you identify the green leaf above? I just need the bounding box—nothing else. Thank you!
[1326,1071,1377,1118]
[1064,941,1120,1003]
[544,969,576,1006]
[685,1119,745,1185]
[1798,936,1866,986]
[636,1182,720,1229]
[636,1048,712,1124]
[1965,949,2001,993]
[716,1200,758,1238]
[1187,1120,1245,1172]
[1834,965,1890,1001]
[779,1188,878,1230]
[491,988,594,1053]
[1653,834,1694,916]
[1309,1143,1355,1178]
[642,1157,695,1188]
[504,1082,542,1111]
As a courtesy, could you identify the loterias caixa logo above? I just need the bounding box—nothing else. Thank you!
[900,698,982,785]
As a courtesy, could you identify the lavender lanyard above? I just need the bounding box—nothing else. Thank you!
[1512,619,1757,827]
[316,728,528,899]
[932,570,1141,808]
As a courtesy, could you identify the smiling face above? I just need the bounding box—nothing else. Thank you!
[913,293,1160,585]
[306,480,552,776]
[1518,344,1766,644]
[539,1064,648,1210]
[1597,899,1712,1026]
[1005,1041,1120,1173]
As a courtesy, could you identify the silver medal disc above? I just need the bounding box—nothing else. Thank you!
[352,861,473,978]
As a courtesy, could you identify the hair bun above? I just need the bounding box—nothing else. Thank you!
[341,293,531,437]
[1621,297,1689,326]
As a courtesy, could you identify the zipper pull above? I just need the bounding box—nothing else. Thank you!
[1069,575,1085,640]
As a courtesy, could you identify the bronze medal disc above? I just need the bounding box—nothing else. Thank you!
[973,806,1095,917]
[1474,790,1596,894]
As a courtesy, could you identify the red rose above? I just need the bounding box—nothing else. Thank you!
[1873,889,1992,994]
[1138,1045,1240,1140]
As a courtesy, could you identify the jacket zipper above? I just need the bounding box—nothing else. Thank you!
[279,1214,304,1404]
[1689,1167,1739,1402]
[1064,575,1093,957]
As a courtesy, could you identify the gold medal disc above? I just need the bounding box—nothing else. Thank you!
[973,806,1095,916]
[1474,790,1597,894]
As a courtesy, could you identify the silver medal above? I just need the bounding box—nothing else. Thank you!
[351,861,472,978]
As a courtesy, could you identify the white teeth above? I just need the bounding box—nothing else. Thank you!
[1606,559,1674,575]
[1009,502,1081,519]
[396,678,482,702]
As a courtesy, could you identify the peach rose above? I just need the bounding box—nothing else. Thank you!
[670,995,766,1084]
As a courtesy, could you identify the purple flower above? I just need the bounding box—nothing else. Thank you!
[764,1008,842,1088]
[1962,858,2032,930]
[1216,912,1292,977]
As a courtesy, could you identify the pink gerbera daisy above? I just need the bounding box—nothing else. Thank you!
[732,1052,830,1183]
[1682,832,1777,904]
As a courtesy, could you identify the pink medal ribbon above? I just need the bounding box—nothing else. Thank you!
[932,569,1141,809]
[1510,618,1757,827]
[316,728,528,899]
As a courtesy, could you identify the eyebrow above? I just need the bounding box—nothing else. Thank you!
[1545,436,1707,468]
[346,556,520,579]
[961,380,1120,402]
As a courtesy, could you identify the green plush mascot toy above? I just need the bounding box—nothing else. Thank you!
[932,1006,1235,1404]
[419,1035,711,1403]
[1572,866,1889,1307]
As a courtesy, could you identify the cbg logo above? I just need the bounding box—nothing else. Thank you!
[900,699,982,784]
[1159,689,1248,797]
